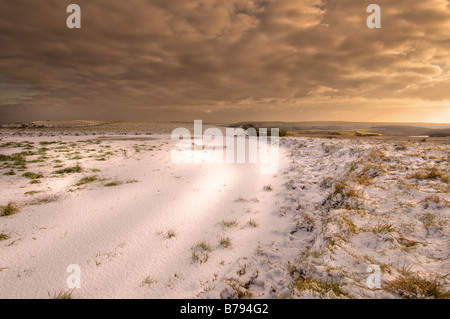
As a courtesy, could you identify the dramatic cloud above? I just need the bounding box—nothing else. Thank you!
[0,0,449,123]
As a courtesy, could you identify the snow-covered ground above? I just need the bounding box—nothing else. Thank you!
[0,135,448,298]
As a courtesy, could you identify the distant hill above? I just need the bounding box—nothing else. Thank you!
[1,120,450,137]
[0,120,106,128]
[422,128,450,137]
[369,126,450,137]
[368,125,430,136]
[230,122,450,137]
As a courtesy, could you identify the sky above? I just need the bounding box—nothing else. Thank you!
[0,0,450,124]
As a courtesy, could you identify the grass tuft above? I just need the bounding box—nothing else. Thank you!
[371,222,396,234]
[219,237,232,249]
[247,219,259,228]
[50,289,74,299]
[140,276,157,288]
[3,169,16,176]
[385,271,449,299]
[327,181,361,209]
[25,191,42,196]
[54,163,82,174]
[76,175,98,186]
[410,167,449,183]
[104,181,123,187]
[420,195,450,208]
[218,219,238,228]
[191,241,212,264]
[22,172,43,180]
[0,153,27,169]
[167,230,176,239]
[295,275,348,298]
[0,203,18,217]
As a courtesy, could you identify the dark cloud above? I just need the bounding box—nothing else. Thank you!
[0,0,449,123]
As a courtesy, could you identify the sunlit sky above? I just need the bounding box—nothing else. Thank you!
[1,0,449,124]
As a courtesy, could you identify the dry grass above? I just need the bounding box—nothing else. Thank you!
[28,194,60,206]
[385,271,449,299]
[140,276,157,288]
[294,275,348,298]
[328,181,361,209]
[76,175,98,186]
[370,222,396,234]
[104,181,123,187]
[223,278,253,299]
[354,162,385,185]
[53,163,82,174]
[419,213,438,229]
[333,181,359,199]
[0,203,18,217]
[0,153,27,169]
[191,241,212,264]
[3,169,16,176]
[219,237,232,249]
[333,215,358,235]
[166,230,176,239]
[22,172,43,179]
[410,167,449,183]
[24,190,43,196]
[50,289,75,299]
[218,219,238,228]
[247,219,259,228]
[320,176,334,189]
[0,233,10,241]
[366,149,388,162]
[420,195,450,208]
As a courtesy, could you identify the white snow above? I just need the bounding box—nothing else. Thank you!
[0,135,448,298]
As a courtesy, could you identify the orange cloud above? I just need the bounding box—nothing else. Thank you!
[0,0,449,123]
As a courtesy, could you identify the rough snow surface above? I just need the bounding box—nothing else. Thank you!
[0,136,448,298]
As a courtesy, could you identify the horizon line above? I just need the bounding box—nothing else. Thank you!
[1,120,449,126]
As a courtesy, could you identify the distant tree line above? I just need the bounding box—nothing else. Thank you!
[241,123,289,137]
